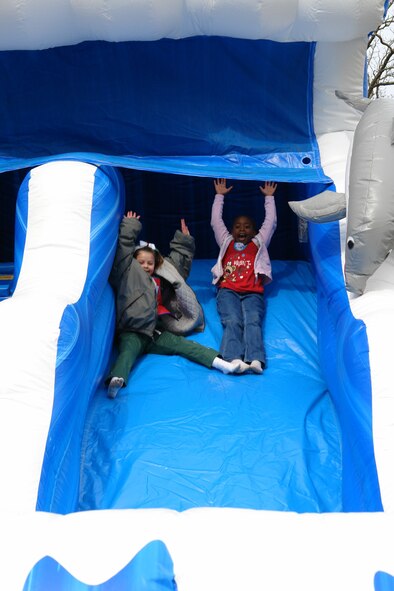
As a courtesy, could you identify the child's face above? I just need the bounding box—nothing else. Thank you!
[135,251,156,276]
[232,216,256,244]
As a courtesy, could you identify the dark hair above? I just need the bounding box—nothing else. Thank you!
[232,215,257,233]
[134,246,164,269]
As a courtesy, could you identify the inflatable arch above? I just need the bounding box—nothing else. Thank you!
[0,1,393,590]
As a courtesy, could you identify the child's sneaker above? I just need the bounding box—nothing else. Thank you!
[107,376,124,399]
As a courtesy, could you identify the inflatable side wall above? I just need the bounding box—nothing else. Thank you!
[0,161,124,514]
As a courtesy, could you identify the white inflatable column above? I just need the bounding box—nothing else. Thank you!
[0,161,96,512]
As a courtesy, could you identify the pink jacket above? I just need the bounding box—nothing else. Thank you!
[210,193,277,286]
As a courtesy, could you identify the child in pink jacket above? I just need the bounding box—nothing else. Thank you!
[211,178,277,374]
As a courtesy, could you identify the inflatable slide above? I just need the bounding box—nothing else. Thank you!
[0,1,393,590]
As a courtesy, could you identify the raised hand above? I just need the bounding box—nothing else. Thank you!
[214,178,233,195]
[125,211,140,219]
[259,181,277,197]
[180,218,190,236]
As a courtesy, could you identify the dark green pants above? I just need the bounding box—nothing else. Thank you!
[107,330,219,385]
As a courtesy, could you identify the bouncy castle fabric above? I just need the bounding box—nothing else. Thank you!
[0,38,328,182]
[0,1,393,590]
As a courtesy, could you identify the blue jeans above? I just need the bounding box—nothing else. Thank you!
[216,288,266,365]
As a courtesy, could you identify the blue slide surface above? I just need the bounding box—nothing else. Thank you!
[79,258,342,513]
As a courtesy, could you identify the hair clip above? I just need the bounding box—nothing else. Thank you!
[138,240,156,250]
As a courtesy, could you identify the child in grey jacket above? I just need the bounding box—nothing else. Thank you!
[106,211,243,398]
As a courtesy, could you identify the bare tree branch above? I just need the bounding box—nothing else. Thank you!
[368,0,394,97]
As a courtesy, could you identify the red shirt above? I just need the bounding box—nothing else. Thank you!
[219,240,264,293]
[153,277,171,315]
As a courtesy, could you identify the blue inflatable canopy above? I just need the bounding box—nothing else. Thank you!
[0,38,327,182]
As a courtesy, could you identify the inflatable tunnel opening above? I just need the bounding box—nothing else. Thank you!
[117,169,327,262]
[0,167,328,267]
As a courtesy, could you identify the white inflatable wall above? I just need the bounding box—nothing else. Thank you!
[0,0,384,50]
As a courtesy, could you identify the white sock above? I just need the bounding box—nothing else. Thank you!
[249,360,263,374]
[212,357,241,374]
[232,359,250,374]
[107,376,124,399]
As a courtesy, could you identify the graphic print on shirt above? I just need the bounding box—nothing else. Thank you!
[223,253,252,284]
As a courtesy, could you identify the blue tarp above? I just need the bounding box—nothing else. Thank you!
[79,259,342,513]
[0,36,332,264]
[0,38,329,182]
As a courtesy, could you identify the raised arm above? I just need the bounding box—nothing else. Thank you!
[211,179,233,247]
[109,211,142,289]
[166,218,196,280]
[256,182,277,247]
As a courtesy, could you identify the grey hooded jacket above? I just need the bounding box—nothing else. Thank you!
[109,216,205,338]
